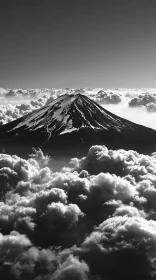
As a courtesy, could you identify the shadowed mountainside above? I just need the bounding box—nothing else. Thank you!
[1,93,156,156]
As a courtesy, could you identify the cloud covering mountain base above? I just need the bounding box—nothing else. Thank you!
[1,146,156,279]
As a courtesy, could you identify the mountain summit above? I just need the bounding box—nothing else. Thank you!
[1,93,156,153]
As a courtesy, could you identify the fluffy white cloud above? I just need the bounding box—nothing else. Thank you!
[112,204,147,218]
[1,145,156,279]
[96,90,122,104]
[71,145,156,179]
[5,88,53,99]
[81,216,156,279]
[129,93,156,107]
[52,255,89,280]
[128,92,156,113]
[0,96,49,125]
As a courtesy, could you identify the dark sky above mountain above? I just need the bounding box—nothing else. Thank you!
[0,0,156,89]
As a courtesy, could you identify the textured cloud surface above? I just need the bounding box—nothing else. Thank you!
[1,145,156,279]
[0,88,70,124]
[0,97,48,125]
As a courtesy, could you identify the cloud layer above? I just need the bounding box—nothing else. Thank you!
[1,145,156,279]
[0,96,49,125]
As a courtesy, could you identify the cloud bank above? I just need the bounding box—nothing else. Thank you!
[1,145,156,279]
[0,89,68,125]
[0,96,49,125]
[128,92,156,112]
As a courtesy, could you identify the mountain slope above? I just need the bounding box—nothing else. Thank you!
[1,93,156,153]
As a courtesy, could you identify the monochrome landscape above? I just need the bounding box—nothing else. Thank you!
[1,0,156,279]
[1,87,156,280]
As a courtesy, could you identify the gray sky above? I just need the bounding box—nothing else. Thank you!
[0,0,156,89]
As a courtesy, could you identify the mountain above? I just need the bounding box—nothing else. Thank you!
[1,93,156,154]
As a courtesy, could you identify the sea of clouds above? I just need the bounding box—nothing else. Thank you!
[1,88,156,279]
[1,87,156,129]
[1,145,156,279]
